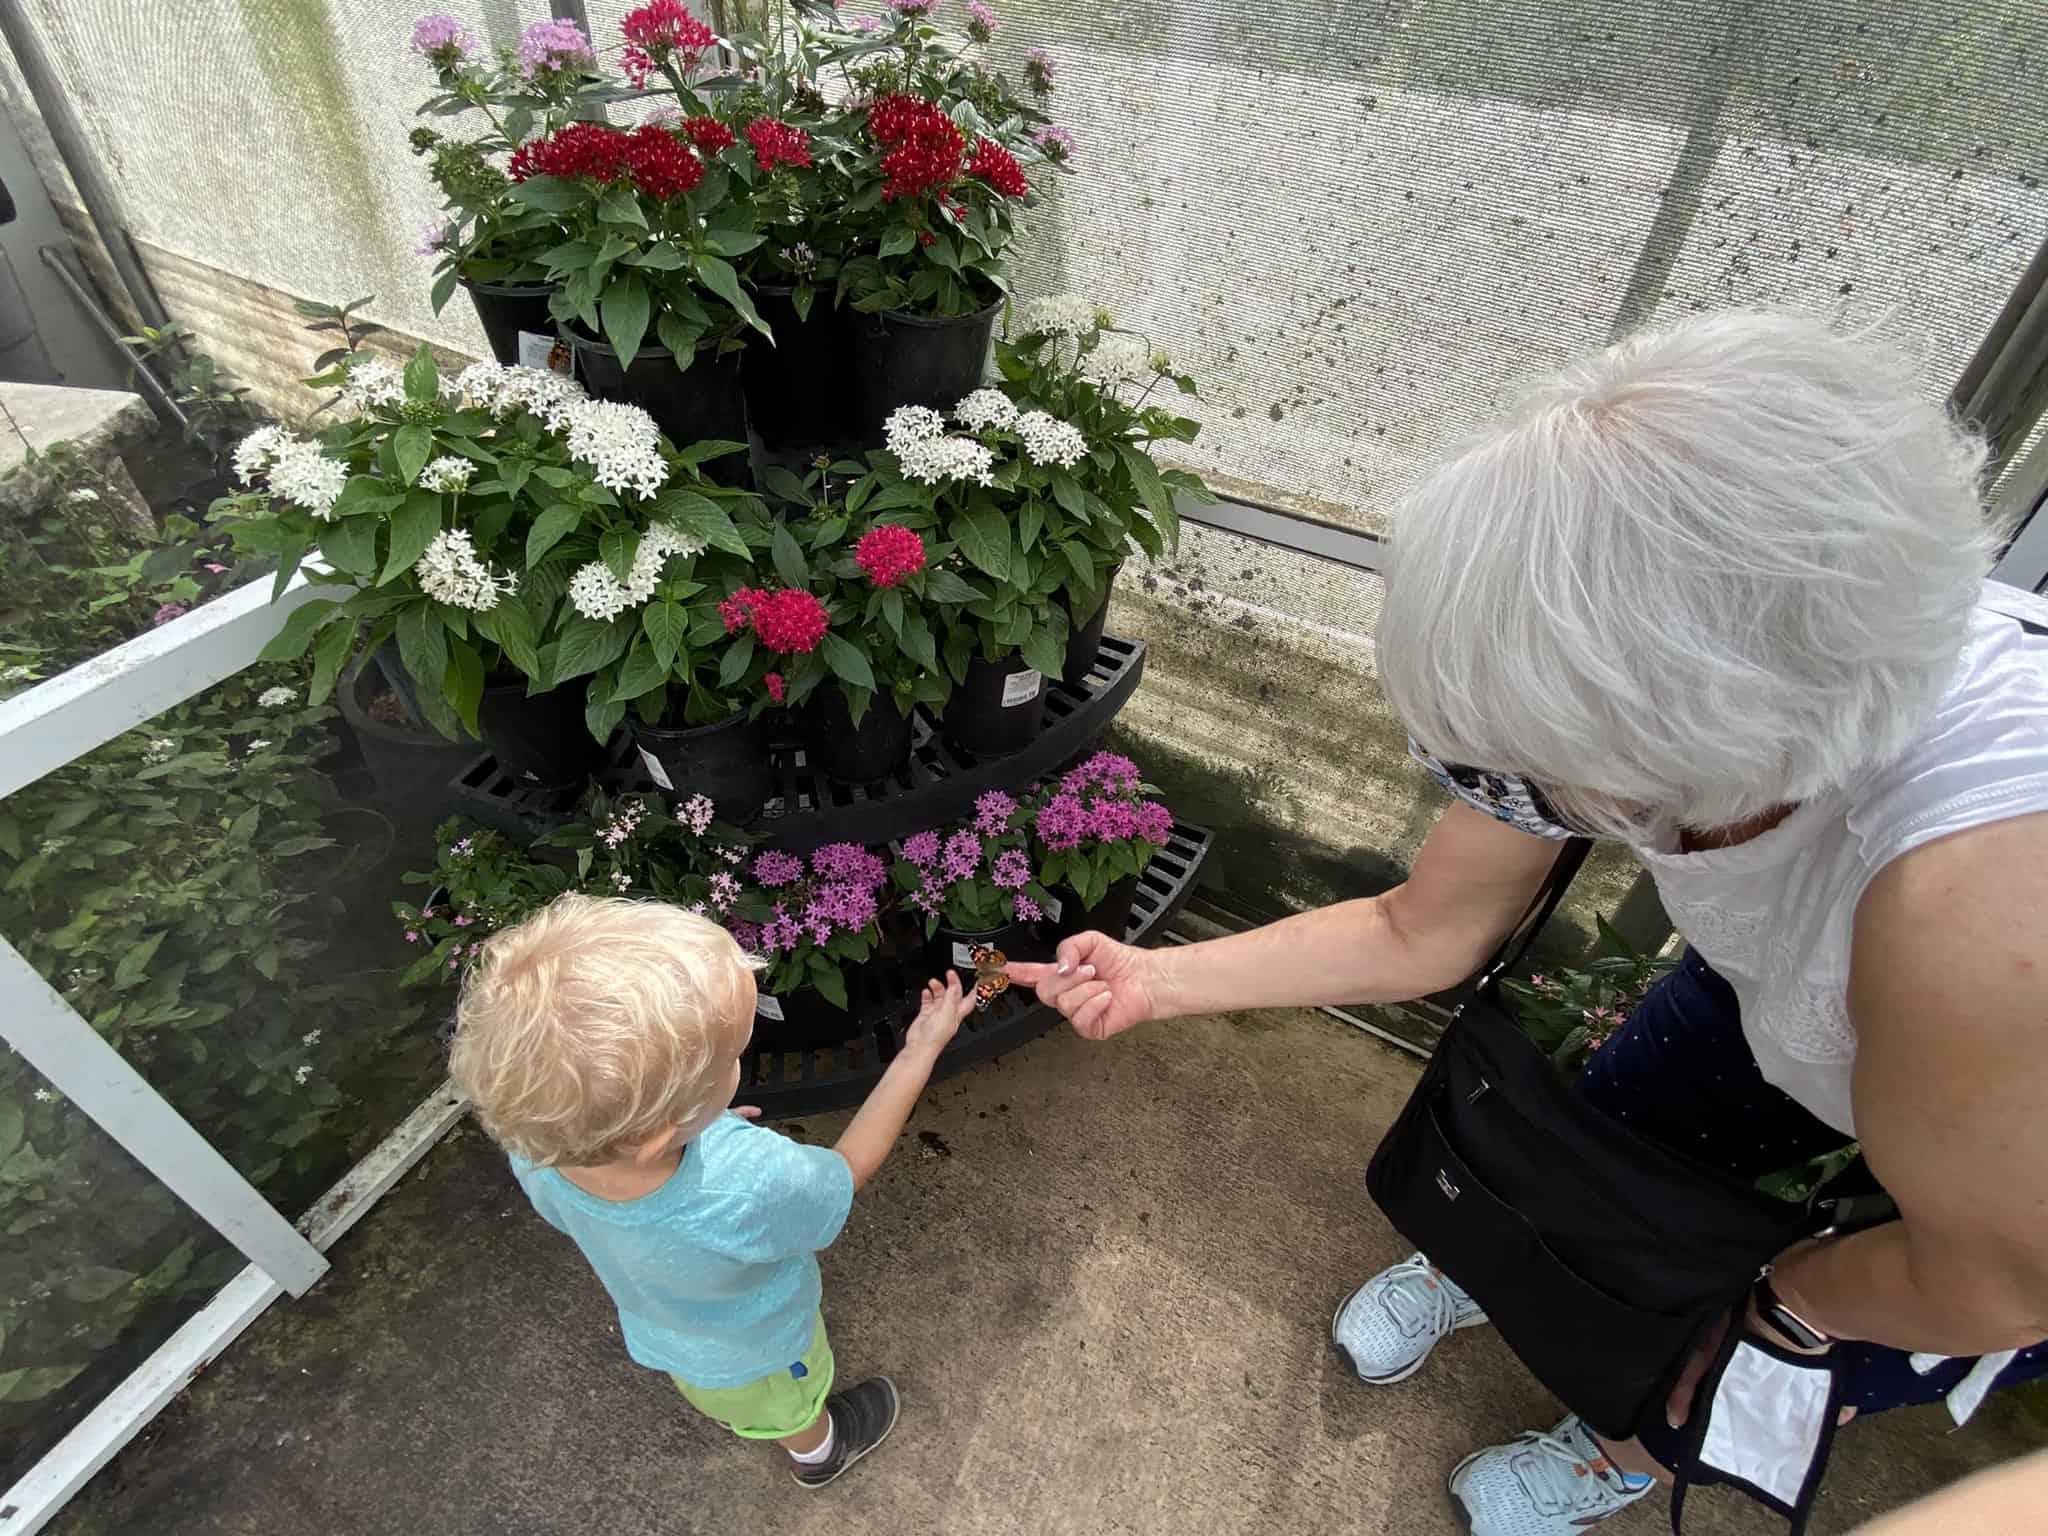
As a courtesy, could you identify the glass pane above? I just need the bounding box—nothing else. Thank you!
[0,657,450,1220]
[0,1048,242,1485]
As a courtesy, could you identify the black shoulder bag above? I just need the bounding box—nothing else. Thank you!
[1364,842,1893,1534]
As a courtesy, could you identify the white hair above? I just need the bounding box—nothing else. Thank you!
[1377,309,2000,840]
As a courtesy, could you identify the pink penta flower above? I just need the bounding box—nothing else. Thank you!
[753,849,807,887]
[855,523,926,587]
[974,789,1017,836]
[965,0,996,40]
[152,602,189,626]
[516,18,596,78]
[765,672,787,703]
[1012,893,1044,922]
[411,14,475,63]
[992,848,1029,889]
[902,830,941,868]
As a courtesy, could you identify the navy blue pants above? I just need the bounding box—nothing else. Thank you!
[1574,949,2048,1466]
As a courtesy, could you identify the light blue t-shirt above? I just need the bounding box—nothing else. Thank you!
[512,1113,855,1388]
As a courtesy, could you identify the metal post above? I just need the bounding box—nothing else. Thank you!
[0,939,328,1295]
[1951,236,2048,477]
[39,246,186,430]
[0,1,168,332]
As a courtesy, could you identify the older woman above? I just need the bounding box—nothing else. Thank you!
[1011,311,2048,1534]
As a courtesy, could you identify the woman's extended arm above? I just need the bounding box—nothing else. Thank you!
[1009,801,1565,1038]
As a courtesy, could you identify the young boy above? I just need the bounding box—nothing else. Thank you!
[449,892,975,1486]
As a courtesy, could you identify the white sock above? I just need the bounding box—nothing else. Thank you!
[788,1416,837,1465]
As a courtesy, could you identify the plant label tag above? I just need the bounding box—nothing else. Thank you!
[1002,668,1043,707]
[1042,894,1063,922]
[951,941,978,969]
[755,994,786,1022]
[516,330,556,371]
[637,746,675,791]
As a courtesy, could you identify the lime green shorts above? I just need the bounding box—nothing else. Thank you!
[672,1315,835,1439]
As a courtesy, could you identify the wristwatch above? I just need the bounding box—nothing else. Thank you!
[1754,1269,1831,1350]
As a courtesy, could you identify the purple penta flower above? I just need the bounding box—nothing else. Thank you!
[763,907,805,952]
[516,18,596,78]
[902,829,941,868]
[940,830,982,882]
[1089,799,1141,842]
[1012,893,1043,922]
[152,602,189,626]
[415,222,451,257]
[1033,125,1075,164]
[1023,46,1054,95]
[411,14,475,61]
[910,877,944,916]
[809,880,880,933]
[811,841,886,888]
[1034,790,1089,851]
[973,789,1017,837]
[728,919,764,951]
[992,848,1030,890]
[709,871,742,911]
[965,0,995,39]
[1135,800,1174,844]
[850,12,881,31]
[891,0,935,14]
[752,849,807,888]
[1062,750,1140,795]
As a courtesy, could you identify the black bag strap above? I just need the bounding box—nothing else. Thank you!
[1474,837,1594,999]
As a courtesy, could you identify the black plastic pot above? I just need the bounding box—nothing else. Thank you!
[1058,564,1121,686]
[850,299,1002,446]
[799,687,913,784]
[754,986,864,1051]
[461,278,560,369]
[924,914,1052,991]
[569,328,751,485]
[1049,873,1142,945]
[941,651,1046,758]
[478,679,603,790]
[336,658,475,818]
[629,707,772,824]
[744,286,857,475]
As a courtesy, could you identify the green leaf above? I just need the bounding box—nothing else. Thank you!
[613,639,667,702]
[394,424,434,486]
[331,475,406,521]
[380,491,442,585]
[257,599,341,662]
[652,487,748,556]
[430,264,459,314]
[880,585,905,637]
[771,521,809,589]
[322,515,379,577]
[954,506,1011,582]
[819,632,875,691]
[900,613,939,672]
[1018,499,1043,551]
[509,175,587,213]
[704,227,764,258]
[696,255,771,338]
[396,600,451,712]
[553,615,631,681]
[1118,443,1179,552]
[0,1364,87,1403]
[1049,470,1088,521]
[600,527,641,586]
[446,639,485,737]
[62,1264,136,1304]
[629,241,687,270]
[598,184,647,228]
[923,568,984,605]
[0,1101,22,1165]
[811,961,848,1011]
[656,311,705,362]
[718,633,755,687]
[403,345,438,403]
[1021,624,1063,681]
[879,226,918,258]
[113,931,165,991]
[526,504,581,568]
[492,592,541,679]
[601,273,651,369]
[310,614,356,704]
[642,601,687,669]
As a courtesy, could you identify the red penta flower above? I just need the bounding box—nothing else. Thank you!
[854,524,927,587]
[509,121,635,184]
[745,117,812,172]
[621,0,717,87]
[918,230,936,246]
[764,671,787,703]
[719,587,764,634]
[682,116,735,154]
[750,589,830,654]
[624,124,703,200]
[966,137,1028,197]
[868,95,963,201]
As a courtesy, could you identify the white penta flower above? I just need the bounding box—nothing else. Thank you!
[293,1064,313,1086]
[245,738,276,753]
[894,434,996,487]
[562,399,668,499]
[882,405,947,458]
[1078,334,1152,386]
[257,686,298,708]
[454,361,509,407]
[143,736,177,765]
[495,365,587,431]
[565,522,707,621]
[417,456,475,494]
[1015,410,1088,469]
[415,528,515,612]
[952,388,1019,432]
[67,487,100,503]
[302,1029,322,1047]
[232,425,293,486]
[339,356,406,413]
[567,562,635,622]
[264,439,349,520]
[1019,293,1101,338]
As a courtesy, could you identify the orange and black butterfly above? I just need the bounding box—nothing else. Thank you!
[970,947,1009,1011]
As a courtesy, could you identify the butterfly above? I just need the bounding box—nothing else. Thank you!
[970,946,1010,1011]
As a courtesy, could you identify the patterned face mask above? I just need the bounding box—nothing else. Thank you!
[1408,741,1603,841]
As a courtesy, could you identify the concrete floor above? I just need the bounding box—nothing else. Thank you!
[51,1008,2044,1536]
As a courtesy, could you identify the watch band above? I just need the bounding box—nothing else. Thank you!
[1754,1270,1831,1350]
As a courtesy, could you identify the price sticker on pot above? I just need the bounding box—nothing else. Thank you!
[516,330,556,371]
[951,941,979,969]
[755,994,786,1022]
[637,746,676,791]
[1042,895,1063,923]
[1002,668,1043,708]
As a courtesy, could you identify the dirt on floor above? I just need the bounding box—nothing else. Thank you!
[49,1009,2045,1536]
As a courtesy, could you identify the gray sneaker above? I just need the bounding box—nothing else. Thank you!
[1331,1252,1487,1384]
[791,1376,900,1488]
[1448,1412,1656,1534]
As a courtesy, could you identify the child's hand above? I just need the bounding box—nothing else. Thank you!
[906,972,974,1054]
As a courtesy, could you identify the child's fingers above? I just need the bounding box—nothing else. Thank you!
[732,1105,763,1119]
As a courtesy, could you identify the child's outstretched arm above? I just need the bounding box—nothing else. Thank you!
[833,972,975,1190]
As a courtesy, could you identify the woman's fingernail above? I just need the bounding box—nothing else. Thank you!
[1080,965,1096,978]
[1056,962,1071,976]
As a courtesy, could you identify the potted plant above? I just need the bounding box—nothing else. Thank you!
[538,784,758,900]
[1029,751,1174,940]
[394,819,574,986]
[726,840,892,1046]
[996,294,1215,682]
[410,14,612,365]
[892,790,1057,979]
[803,2,1067,441]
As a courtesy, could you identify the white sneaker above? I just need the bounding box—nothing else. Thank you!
[1331,1252,1488,1384]
[1448,1413,1657,1534]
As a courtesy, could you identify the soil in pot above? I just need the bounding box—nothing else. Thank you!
[849,299,1002,447]
[753,986,867,1052]
[479,679,604,790]
[941,652,1046,758]
[461,279,561,369]
[629,707,773,824]
[744,287,858,476]
[924,916,1053,993]
[569,329,751,487]
[1057,565,1121,686]
[1048,873,1143,945]
[799,688,913,784]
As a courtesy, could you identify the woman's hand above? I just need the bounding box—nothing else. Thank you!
[1006,932,1161,1041]
[1663,1288,1831,1430]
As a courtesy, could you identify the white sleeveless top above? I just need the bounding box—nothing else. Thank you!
[1633,603,2048,1134]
